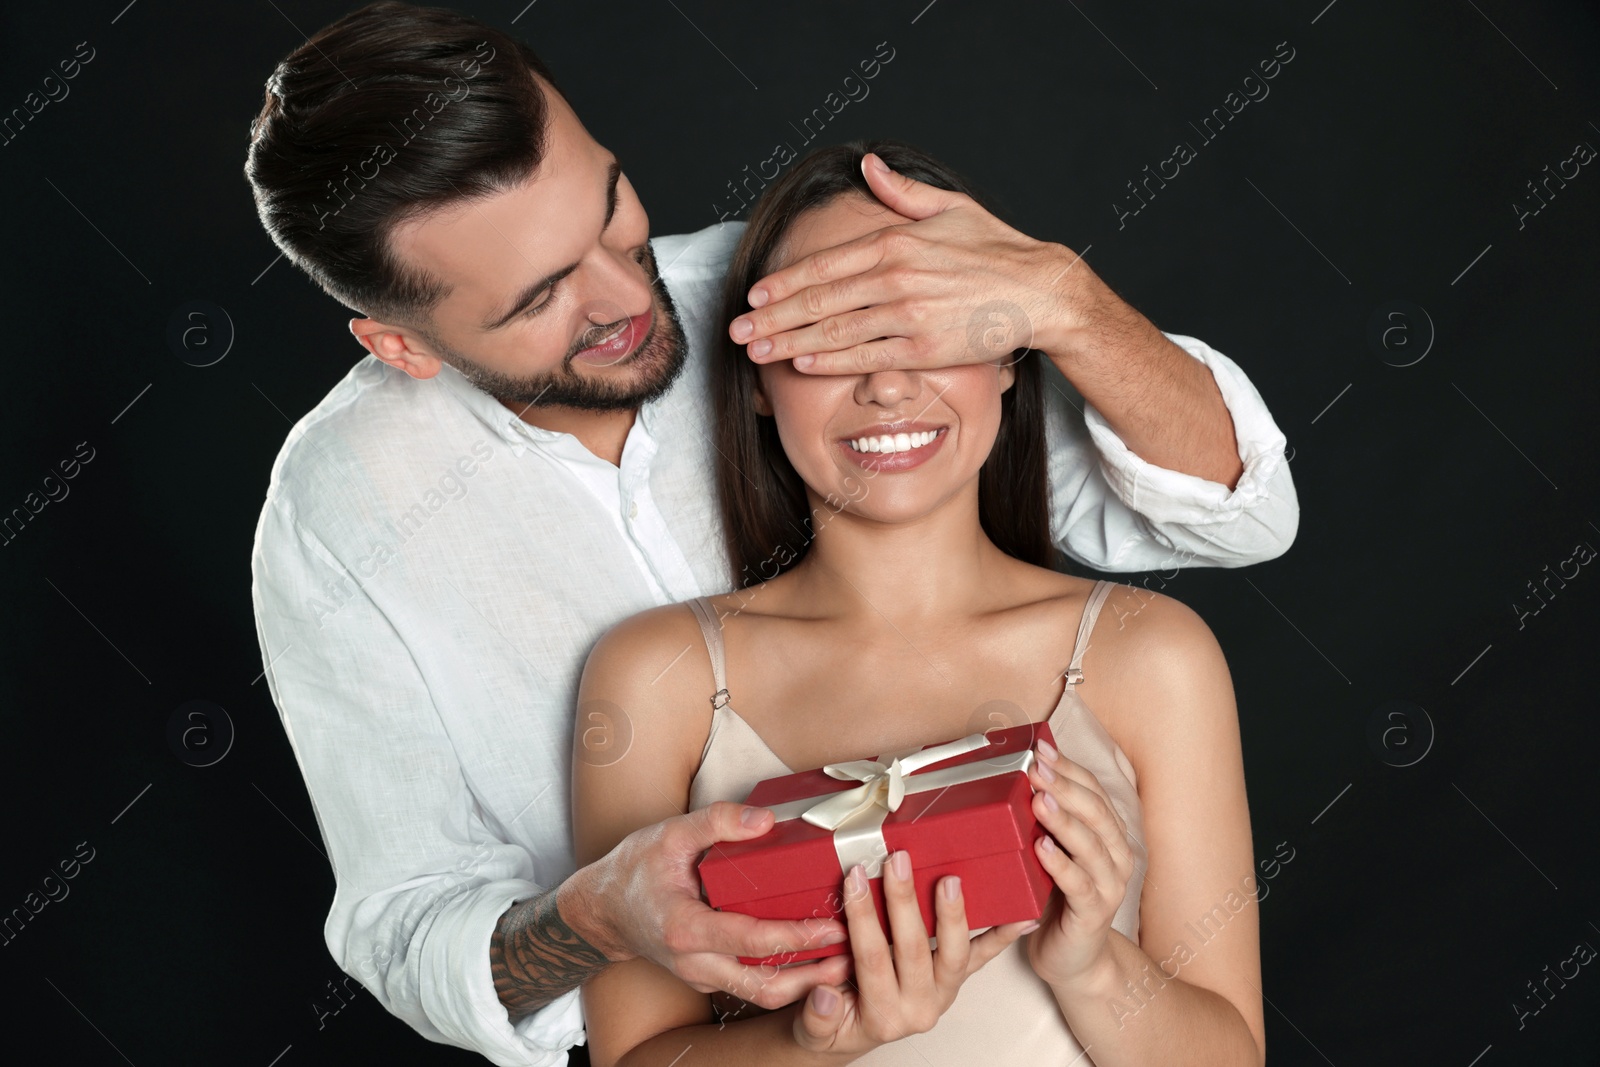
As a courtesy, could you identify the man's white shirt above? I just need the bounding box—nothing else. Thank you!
[250,220,1297,1065]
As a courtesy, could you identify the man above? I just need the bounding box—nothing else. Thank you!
[246,3,1297,1064]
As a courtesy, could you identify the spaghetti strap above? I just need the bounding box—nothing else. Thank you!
[1063,580,1115,685]
[685,597,731,709]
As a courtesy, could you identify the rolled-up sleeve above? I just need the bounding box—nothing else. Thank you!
[250,496,585,1066]
[1044,331,1299,571]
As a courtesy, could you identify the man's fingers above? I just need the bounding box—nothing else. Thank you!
[791,337,922,376]
[691,953,852,1011]
[740,230,885,323]
[675,801,776,851]
[742,302,896,364]
[676,905,846,960]
[860,151,968,221]
[750,955,853,1011]
[734,270,892,350]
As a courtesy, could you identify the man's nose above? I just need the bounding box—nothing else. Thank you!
[582,247,654,321]
[854,368,923,406]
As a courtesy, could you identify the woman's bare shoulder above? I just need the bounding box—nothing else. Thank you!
[986,566,1220,676]
[1090,583,1220,655]
[1075,583,1234,755]
[579,601,722,772]
[586,601,707,674]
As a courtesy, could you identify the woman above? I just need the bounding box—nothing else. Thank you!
[572,140,1265,1065]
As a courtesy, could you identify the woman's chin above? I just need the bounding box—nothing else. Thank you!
[810,491,953,529]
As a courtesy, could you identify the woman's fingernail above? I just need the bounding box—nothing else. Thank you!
[1038,739,1059,763]
[1039,833,1058,854]
[810,986,838,1015]
[867,153,890,174]
[749,286,770,308]
[891,850,911,881]
[1036,759,1056,784]
[793,354,815,371]
[1041,792,1059,813]
[750,338,772,358]
[847,864,866,894]
[941,875,962,901]
[731,318,753,341]
[1020,920,1041,934]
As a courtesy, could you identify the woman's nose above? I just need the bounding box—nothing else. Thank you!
[854,368,923,406]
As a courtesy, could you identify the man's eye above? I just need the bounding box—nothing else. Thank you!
[522,285,557,319]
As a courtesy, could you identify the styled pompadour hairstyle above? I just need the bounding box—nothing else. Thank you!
[244,1,564,326]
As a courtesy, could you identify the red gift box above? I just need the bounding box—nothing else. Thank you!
[697,721,1057,966]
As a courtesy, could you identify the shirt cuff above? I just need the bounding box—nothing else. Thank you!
[422,880,586,1066]
[1082,332,1286,528]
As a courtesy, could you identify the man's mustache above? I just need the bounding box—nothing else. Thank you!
[566,307,646,362]
[564,244,664,361]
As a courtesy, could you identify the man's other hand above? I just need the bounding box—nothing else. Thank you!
[563,800,852,1010]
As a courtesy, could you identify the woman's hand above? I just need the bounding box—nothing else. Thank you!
[792,850,1034,1054]
[1024,738,1137,992]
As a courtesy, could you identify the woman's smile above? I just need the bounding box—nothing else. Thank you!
[837,421,950,472]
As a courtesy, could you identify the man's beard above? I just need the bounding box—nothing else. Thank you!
[430,242,689,412]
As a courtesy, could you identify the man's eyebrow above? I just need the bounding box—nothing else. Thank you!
[480,158,623,332]
[601,157,621,229]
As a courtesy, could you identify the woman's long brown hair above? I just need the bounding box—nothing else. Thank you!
[712,138,1055,589]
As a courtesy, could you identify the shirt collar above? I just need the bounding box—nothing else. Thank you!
[434,361,534,448]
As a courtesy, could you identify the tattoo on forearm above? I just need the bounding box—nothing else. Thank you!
[490,888,612,1016]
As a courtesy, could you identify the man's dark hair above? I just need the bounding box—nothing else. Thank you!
[713,138,1055,586]
[244,1,562,327]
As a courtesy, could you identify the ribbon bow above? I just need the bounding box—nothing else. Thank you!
[798,732,995,831]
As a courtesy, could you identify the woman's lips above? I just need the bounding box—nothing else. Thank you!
[838,426,949,472]
[572,311,653,365]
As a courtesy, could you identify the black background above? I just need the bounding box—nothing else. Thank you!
[3,1,1598,1064]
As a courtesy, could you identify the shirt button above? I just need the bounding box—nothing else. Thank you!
[628,501,639,520]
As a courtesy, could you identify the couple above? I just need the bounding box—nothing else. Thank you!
[247,4,1278,1065]
[573,143,1265,1064]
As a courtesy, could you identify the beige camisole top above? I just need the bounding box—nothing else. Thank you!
[686,579,1147,1064]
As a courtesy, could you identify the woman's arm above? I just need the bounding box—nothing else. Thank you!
[1028,588,1267,1066]
[572,605,838,1066]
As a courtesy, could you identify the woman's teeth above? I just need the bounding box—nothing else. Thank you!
[847,428,944,454]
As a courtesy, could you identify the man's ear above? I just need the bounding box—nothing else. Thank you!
[349,317,445,380]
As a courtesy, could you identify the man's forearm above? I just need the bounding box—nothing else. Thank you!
[490,879,613,1016]
[1039,260,1244,489]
